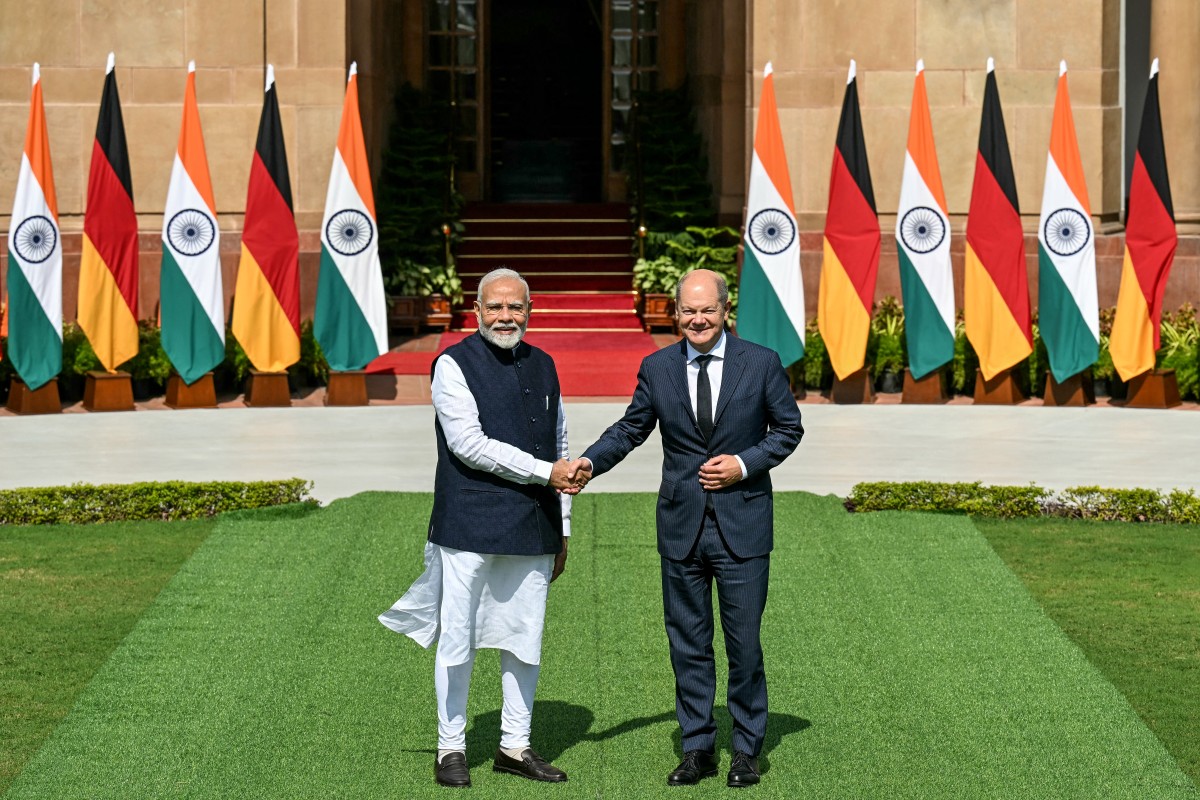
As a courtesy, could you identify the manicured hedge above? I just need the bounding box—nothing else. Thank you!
[846,481,1200,524]
[0,479,315,526]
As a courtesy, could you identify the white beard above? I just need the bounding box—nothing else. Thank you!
[477,314,527,350]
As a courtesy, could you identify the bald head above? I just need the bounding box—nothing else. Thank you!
[675,269,729,308]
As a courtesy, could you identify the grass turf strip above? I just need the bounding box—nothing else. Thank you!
[0,518,215,794]
[977,517,1200,781]
[5,494,1196,799]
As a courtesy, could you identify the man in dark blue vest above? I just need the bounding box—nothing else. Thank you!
[571,269,802,787]
[379,268,582,788]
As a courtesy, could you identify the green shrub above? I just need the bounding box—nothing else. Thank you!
[0,479,315,526]
[847,481,1200,524]
[802,319,833,391]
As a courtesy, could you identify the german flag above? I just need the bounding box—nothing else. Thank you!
[232,64,300,373]
[964,58,1032,380]
[1109,59,1176,382]
[818,60,881,380]
[79,53,138,372]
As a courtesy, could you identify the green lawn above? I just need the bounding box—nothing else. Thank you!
[0,517,215,792]
[1,494,1196,798]
[977,517,1200,781]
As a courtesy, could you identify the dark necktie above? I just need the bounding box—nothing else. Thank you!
[695,355,714,443]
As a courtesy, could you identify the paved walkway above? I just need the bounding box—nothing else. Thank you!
[1,402,1198,503]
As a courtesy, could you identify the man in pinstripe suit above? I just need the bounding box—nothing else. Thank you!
[573,269,803,787]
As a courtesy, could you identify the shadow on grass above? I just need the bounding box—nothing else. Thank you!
[465,701,810,771]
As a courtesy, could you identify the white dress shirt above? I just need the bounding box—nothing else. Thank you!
[430,353,571,535]
[684,332,747,479]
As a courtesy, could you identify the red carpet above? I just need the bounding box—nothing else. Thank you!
[366,331,661,396]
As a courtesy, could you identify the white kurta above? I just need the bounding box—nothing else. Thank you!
[378,352,571,666]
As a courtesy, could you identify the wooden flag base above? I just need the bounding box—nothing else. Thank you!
[325,370,368,406]
[84,371,135,412]
[1042,370,1095,407]
[6,378,61,415]
[902,368,948,404]
[830,367,875,404]
[165,373,217,409]
[1123,369,1181,409]
[973,368,1026,405]
[245,370,291,407]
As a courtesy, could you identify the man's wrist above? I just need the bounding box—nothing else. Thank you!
[533,459,553,485]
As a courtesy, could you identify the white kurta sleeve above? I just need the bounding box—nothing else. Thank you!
[431,355,555,485]
[557,395,572,537]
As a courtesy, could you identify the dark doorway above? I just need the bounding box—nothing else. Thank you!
[489,0,603,202]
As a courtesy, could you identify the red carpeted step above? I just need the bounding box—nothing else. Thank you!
[460,292,636,311]
[462,273,632,292]
[464,219,631,238]
[460,255,634,272]
[453,311,642,330]
[464,202,628,220]
[460,237,633,256]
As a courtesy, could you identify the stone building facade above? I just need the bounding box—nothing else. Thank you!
[0,0,1196,319]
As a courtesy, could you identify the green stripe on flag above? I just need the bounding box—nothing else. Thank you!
[736,245,804,367]
[5,250,62,391]
[1037,244,1098,384]
[897,244,955,380]
[159,248,225,385]
[314,246,380,372]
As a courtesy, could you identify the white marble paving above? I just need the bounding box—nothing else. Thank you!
[0,403,1197,504]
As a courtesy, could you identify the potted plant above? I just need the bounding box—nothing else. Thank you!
[1157,303,1199,400]
[1092,306,1117,397]
[386,258,463,334]
[125,321,172,399]
[871,296,905,392]
[632,252,684,331]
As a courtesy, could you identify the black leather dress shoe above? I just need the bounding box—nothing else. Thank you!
[727,751,760,787]
[435,751,470,788]
[667,750,718,785]
[492,748,568,782]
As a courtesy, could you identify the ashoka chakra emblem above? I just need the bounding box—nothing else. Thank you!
[899,206,946,254]
[748,208,796,256]
[167,209,216,257]
[13,215,58,264]
[325,209,374,257]
[1043,208,1090,257]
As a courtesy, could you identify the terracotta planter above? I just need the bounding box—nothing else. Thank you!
[638,292,677,333]
[388,294,452,334]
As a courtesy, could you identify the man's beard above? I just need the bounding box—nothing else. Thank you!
[477,314,527,350]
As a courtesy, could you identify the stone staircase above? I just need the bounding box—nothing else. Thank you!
[453,203,642,331]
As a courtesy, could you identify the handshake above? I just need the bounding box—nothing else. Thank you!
[550,458,592,495]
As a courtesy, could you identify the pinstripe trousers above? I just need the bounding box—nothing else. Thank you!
[661,512,770,756]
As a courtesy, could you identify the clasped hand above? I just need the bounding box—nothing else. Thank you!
[550,458,592,495]
[699,454,742,491]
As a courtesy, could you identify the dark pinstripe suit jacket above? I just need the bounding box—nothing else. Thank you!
[582,334,803,560]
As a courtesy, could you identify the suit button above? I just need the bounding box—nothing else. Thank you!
[530,417,536,423]
[516,362,522,368]
[524,389,530,394]
[534,444,541,451]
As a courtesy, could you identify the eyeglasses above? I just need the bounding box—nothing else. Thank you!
[478,302,529,318]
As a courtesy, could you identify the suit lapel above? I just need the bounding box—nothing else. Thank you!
[714,334,747,424]
[667,339,699,429]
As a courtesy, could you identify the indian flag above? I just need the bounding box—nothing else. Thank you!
[231,64,300,373]
[160,61,224,386]
[79,53,139,373]
[1110,58,1176,382]
[896,59,954,380]
[818,59,881,380]
[314,62,388,372]
[6,63,62,391]
[737,61,804,368]
[1037,61,1098,383]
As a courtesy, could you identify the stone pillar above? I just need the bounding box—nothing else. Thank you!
[1150,0,1200,232]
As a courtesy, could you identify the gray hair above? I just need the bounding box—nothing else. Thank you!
[478,267,530,303]
[675,270,729,307]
